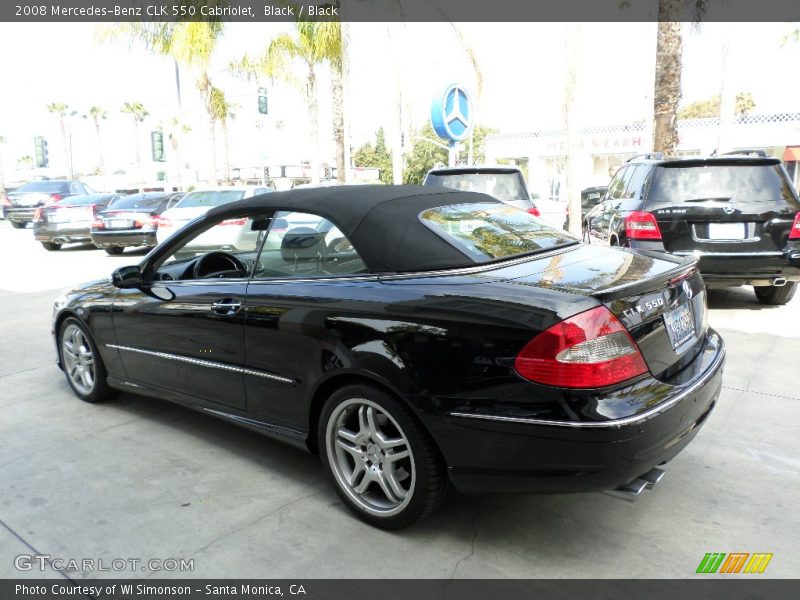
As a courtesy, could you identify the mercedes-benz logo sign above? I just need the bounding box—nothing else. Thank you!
[431,83,473,143]
[723,206,735,215]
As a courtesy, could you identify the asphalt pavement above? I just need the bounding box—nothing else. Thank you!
[1,220,798,579]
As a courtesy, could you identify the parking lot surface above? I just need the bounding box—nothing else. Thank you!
[1,220,798,579]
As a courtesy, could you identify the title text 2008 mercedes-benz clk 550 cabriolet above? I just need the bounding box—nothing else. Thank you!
[52,185,725,528]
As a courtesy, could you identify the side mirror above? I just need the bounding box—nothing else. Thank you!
[112,265,142,289]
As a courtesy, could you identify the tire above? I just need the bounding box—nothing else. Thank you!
[10,220,26,229]
[754,282,797,306]
[58,317,116,403]
[42,241,61,251]
[318,383,449,529]
[105,247,124,255]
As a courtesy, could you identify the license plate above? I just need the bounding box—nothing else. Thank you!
[708,222,745,240]
[108,219,134,229]
[663,303,696,350]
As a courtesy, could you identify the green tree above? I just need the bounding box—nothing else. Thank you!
[83,106,108,179]
[47,102,73,177]
[352,128,392,184]
[102,17,225,184]
[121,101,149,183]
[232,21,342,184]
[678,93,756,119]
[402,123,497,185]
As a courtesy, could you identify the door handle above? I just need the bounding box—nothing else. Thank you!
[211,299,242,315]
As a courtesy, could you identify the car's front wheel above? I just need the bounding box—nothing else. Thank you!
[754,282,797,306]
[58,317,116,403]
[319,384,449,529]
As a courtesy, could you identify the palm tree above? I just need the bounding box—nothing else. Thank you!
[101,21,224,184]
[209,88,237,183]
[168,117,191,189]
[47,102,72,177]
[84,106,107,180]
[232,21,342,184]
[121,101,149,183]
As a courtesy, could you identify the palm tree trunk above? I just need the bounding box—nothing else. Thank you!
[653,0,683,155]
[331,63,345,183]
[133,119,142,184]
[340,21,352,183]
[564,24,582,237]
[94,120,106,184]
[208,119,218,185]
[60,119,71,178]
[221,119,231,184]
[170,133,183,189]
[308,69,320,184]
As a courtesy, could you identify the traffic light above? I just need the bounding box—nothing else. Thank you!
[257,87,268,115]
[151,131,165,162]
[34,136,49,168]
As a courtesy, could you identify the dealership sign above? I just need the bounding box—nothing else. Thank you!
[431,83,474,143]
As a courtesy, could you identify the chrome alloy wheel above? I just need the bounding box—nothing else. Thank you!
[61,323,96,395]
[325,398,416,517]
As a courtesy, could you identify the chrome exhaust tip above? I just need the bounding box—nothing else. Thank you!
[603,467,666,502]
[52,237,67,244]
[773,277,787,287]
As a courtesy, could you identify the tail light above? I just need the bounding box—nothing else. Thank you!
[92,218,104,229]
[1,194,10,207]
[527,207,541,218]
[46,194,63,206]
[514,306,649,388]
[154,216,172,228]
[790,213,800,240]
[220,218,247,226]
[625,211,662,241]
[33,207,44,222]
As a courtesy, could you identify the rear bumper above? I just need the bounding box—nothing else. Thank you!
[4,206,37,222]
[437,329,725,495]
[34,224,92,243]
[90,230,157,248]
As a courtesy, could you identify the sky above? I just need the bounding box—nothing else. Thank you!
[0,20,798,182]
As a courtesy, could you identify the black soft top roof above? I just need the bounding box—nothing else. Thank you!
[207,184,503,273]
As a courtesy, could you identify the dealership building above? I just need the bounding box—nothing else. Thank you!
[485,112,800,201]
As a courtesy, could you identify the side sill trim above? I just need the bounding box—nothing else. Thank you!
[106,344,295,385]
[449,341,725,429]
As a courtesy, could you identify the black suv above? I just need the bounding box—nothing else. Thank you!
[585,152,800,305]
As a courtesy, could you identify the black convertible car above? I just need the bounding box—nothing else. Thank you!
[53,185,725,528]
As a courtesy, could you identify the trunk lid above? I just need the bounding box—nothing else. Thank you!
[487,244,706,380]
[644,160,800,256]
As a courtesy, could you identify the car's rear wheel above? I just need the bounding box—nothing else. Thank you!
[10,221,26,229]
[319,383,449,529]
[105,247,124,255]
[42,241,61,251]
[754,282,797,306]
[59,318,115,403]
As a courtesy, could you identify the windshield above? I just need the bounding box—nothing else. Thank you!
[109,195,166,210]
[15,181,70,194]
[648,164,797,204]
[425,172,529,202]
[60,195,113,206]
[176,190,246,208]
[420,202,576,263]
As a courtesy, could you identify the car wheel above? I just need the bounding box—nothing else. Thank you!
[319,384,449,529]
[10,221,26,229]
[58,318,116,403]
[42,241,61,251]
[754,282,797,306]
[105,247,124,255]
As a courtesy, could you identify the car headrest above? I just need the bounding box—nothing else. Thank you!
[281,227,327,262]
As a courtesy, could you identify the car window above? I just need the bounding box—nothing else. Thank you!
[622,166,647,199]
[606,167,628,200]
[647,163,799,205]
[108,195,167,210]
[176,190,246,208]
[60,194,112,206]
[252,210,368,279]
[420,202,576,263]
[15,181,70,194]
[425,171,529,202]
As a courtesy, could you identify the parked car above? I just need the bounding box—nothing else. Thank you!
[33,193,120,251]
[90,192,186,255]
[563,185,609,231]
[4,180,94,228]
[423,165,541,216]
[53,185,724,529]
[155,187,272,245]
[584,152,800,305]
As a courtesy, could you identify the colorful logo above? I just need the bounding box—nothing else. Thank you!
[696,552,773,574]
